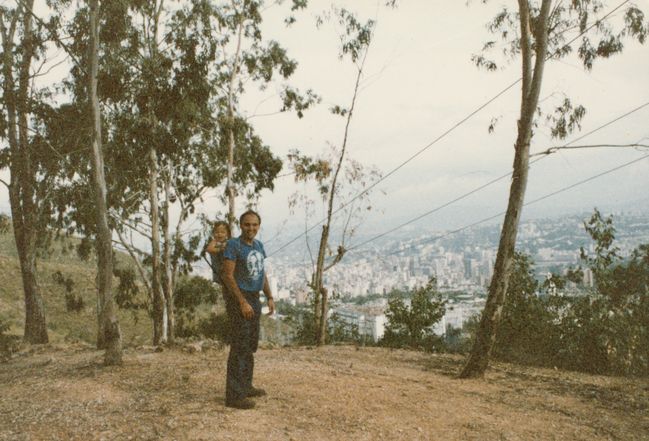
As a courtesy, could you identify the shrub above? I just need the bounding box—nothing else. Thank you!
[52,270,84,313]
[0,316,20,360]
[483,211,649,376]
[380,277,446,351]
[173,275,223,340]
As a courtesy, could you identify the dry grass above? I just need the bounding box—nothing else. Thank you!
[1,344,648,441]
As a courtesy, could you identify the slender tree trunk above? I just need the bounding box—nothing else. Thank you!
[17,250,48,343]
[141,0,166,346]
[313,57,365,346]
[226,16,243,231]
[149,145,165,345]
[16,1,47,345]
[88,0,122,365]
[1,1,49,344]
[460,0,551,378]
[313,225,328,344]
[162,171,175,343]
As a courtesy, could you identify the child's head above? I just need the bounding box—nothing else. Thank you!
[212,221,231,242]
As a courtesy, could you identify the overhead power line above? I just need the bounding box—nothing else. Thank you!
[375,152,649,259]
[347,101,649,253]
[287,146,649,270]
[268,0,633,257]
[531,101,649,156]
[268,78,521,257]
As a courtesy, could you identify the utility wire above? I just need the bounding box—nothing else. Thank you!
[268,0,632,257]
[531,102,649,156]
[287,150,649,269]
[345,167,526,253]
[376,152,649,258]
[346,100,649,253]
[268,78,521,257]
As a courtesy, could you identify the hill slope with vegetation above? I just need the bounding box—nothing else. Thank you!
[1,344,648,441]
[0,230,152,347]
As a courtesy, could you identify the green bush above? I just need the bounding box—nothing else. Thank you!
[0,316,20,360]
[279,299,363,346]
[173,275,224,340]
[492,253,558,366]
[174,275,219,311]
[52,270,85,313]
[380,277,446,351]
[483,210,649,376]
[198,312,231,342]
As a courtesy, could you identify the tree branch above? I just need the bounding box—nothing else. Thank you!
[115,228,152,295]
[14,0,85,73]
[532,143,649,156]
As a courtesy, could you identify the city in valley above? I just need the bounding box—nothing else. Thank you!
[202,211,649,343]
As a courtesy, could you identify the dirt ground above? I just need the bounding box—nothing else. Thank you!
[1,343,648,441]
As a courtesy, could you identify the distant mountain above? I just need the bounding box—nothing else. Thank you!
[266,209,649,259]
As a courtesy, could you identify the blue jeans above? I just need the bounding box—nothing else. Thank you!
[224,290,261,403]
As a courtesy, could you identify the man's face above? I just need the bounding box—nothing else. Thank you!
[240,214,260,242]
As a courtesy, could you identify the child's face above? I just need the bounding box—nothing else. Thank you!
[213,225,229,243]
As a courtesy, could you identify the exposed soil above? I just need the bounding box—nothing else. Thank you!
[1,343,648,441]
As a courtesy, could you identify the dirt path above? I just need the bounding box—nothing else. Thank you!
[1,344,648,440]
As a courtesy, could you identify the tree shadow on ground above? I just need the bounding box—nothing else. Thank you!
[387,350,467,378]
[486,363,649,416]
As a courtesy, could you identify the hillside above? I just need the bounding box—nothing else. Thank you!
[1,344,648,441]
[0,232,151,346]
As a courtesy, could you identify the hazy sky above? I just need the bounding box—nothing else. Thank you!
[233,0,649,247]
[1,0,648,251]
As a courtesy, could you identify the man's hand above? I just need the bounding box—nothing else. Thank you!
[239,300,254,320]
[267,298,275,315]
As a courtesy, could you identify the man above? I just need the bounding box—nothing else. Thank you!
[222,210,275,409]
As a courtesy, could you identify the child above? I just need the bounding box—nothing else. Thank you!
[205,220,231,286]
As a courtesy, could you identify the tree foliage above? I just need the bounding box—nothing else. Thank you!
[461,0,647,378]
[486,210,649,375]
[381,278,446,351]
[48,0,304,345]
[473,0,647,138]
[288,8,382,346]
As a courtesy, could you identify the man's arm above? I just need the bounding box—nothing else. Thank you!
[222,259,254,320]
[262,274,275,315]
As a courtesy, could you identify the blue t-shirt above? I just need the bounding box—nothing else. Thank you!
[223,237,266,292]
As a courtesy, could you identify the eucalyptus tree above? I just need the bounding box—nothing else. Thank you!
[0,0,67,344]
[288,9,381,346]
[61,1,301,345]
[460,0,647,378]
[210,0,319,230]
[88,0,122,364]
[62,0,223,345]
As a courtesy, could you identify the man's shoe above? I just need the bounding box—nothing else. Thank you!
[225,398,255,409]
[247,387,267,398]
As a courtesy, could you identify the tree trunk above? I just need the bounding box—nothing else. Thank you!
[226,18,244,231]
[226,125,236,231]
[18,251,48,343]
[312,55,365,346]
[460,0,551,378]
[162,171,175,343]
[89,0,122,365]
[313,225,329,345]
[1,1,49,344]
[149,145,165,345]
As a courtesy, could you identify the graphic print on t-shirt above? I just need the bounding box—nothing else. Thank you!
[246,250,264,282]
